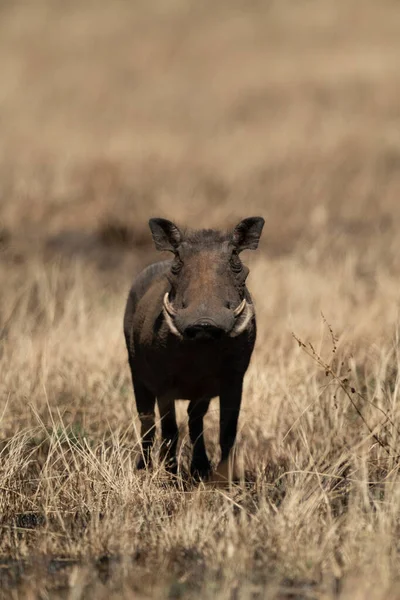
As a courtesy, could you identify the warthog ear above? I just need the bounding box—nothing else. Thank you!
[232,217,265,252]
[149,218,182,252]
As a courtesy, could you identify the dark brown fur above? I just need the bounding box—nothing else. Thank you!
[123,217,264,478]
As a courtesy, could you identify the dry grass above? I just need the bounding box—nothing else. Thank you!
[1,0,400,598]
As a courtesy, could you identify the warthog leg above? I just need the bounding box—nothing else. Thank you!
[158,395,179,474]
[188,398,211,479]
[212,374,244,482]
[133,378,156,470]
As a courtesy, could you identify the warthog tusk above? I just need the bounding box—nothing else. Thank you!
[233,298,246,317]
[163,292,177,317]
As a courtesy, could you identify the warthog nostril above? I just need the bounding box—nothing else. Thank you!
[184,322,224,341]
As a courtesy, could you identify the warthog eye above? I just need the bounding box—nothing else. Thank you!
[230,253,242,274]
[171,258,183,275]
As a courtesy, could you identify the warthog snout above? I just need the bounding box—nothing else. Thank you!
[184,320,225,341]
[164,292,250,340]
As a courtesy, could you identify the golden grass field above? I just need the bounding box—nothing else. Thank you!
[1,0,400,597]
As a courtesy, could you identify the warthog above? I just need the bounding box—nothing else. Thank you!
[123,216,264,480]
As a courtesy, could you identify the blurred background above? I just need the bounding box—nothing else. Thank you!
[1,5,400,594]
[1,0,400,278]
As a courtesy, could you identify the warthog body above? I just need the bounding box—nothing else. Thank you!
[123,217,264,479]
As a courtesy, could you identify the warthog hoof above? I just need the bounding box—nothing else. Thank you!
[137,455,152,470]
[163,457,178,475]
[190,457,212,480]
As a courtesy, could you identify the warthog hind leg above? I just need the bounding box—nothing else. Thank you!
[133,378,156,470]
[188,398,211,479]
[158,395,179,474]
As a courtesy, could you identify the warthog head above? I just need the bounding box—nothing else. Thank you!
[149,217,264,341]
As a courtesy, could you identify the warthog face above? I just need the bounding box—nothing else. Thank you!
[149,217,265,341]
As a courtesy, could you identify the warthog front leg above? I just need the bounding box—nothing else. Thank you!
[188,398,211,479]
[133,378,156,470]
[213,374,244,483]
[157,395,179,474]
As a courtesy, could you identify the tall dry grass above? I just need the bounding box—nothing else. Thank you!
[1,0,400,598]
